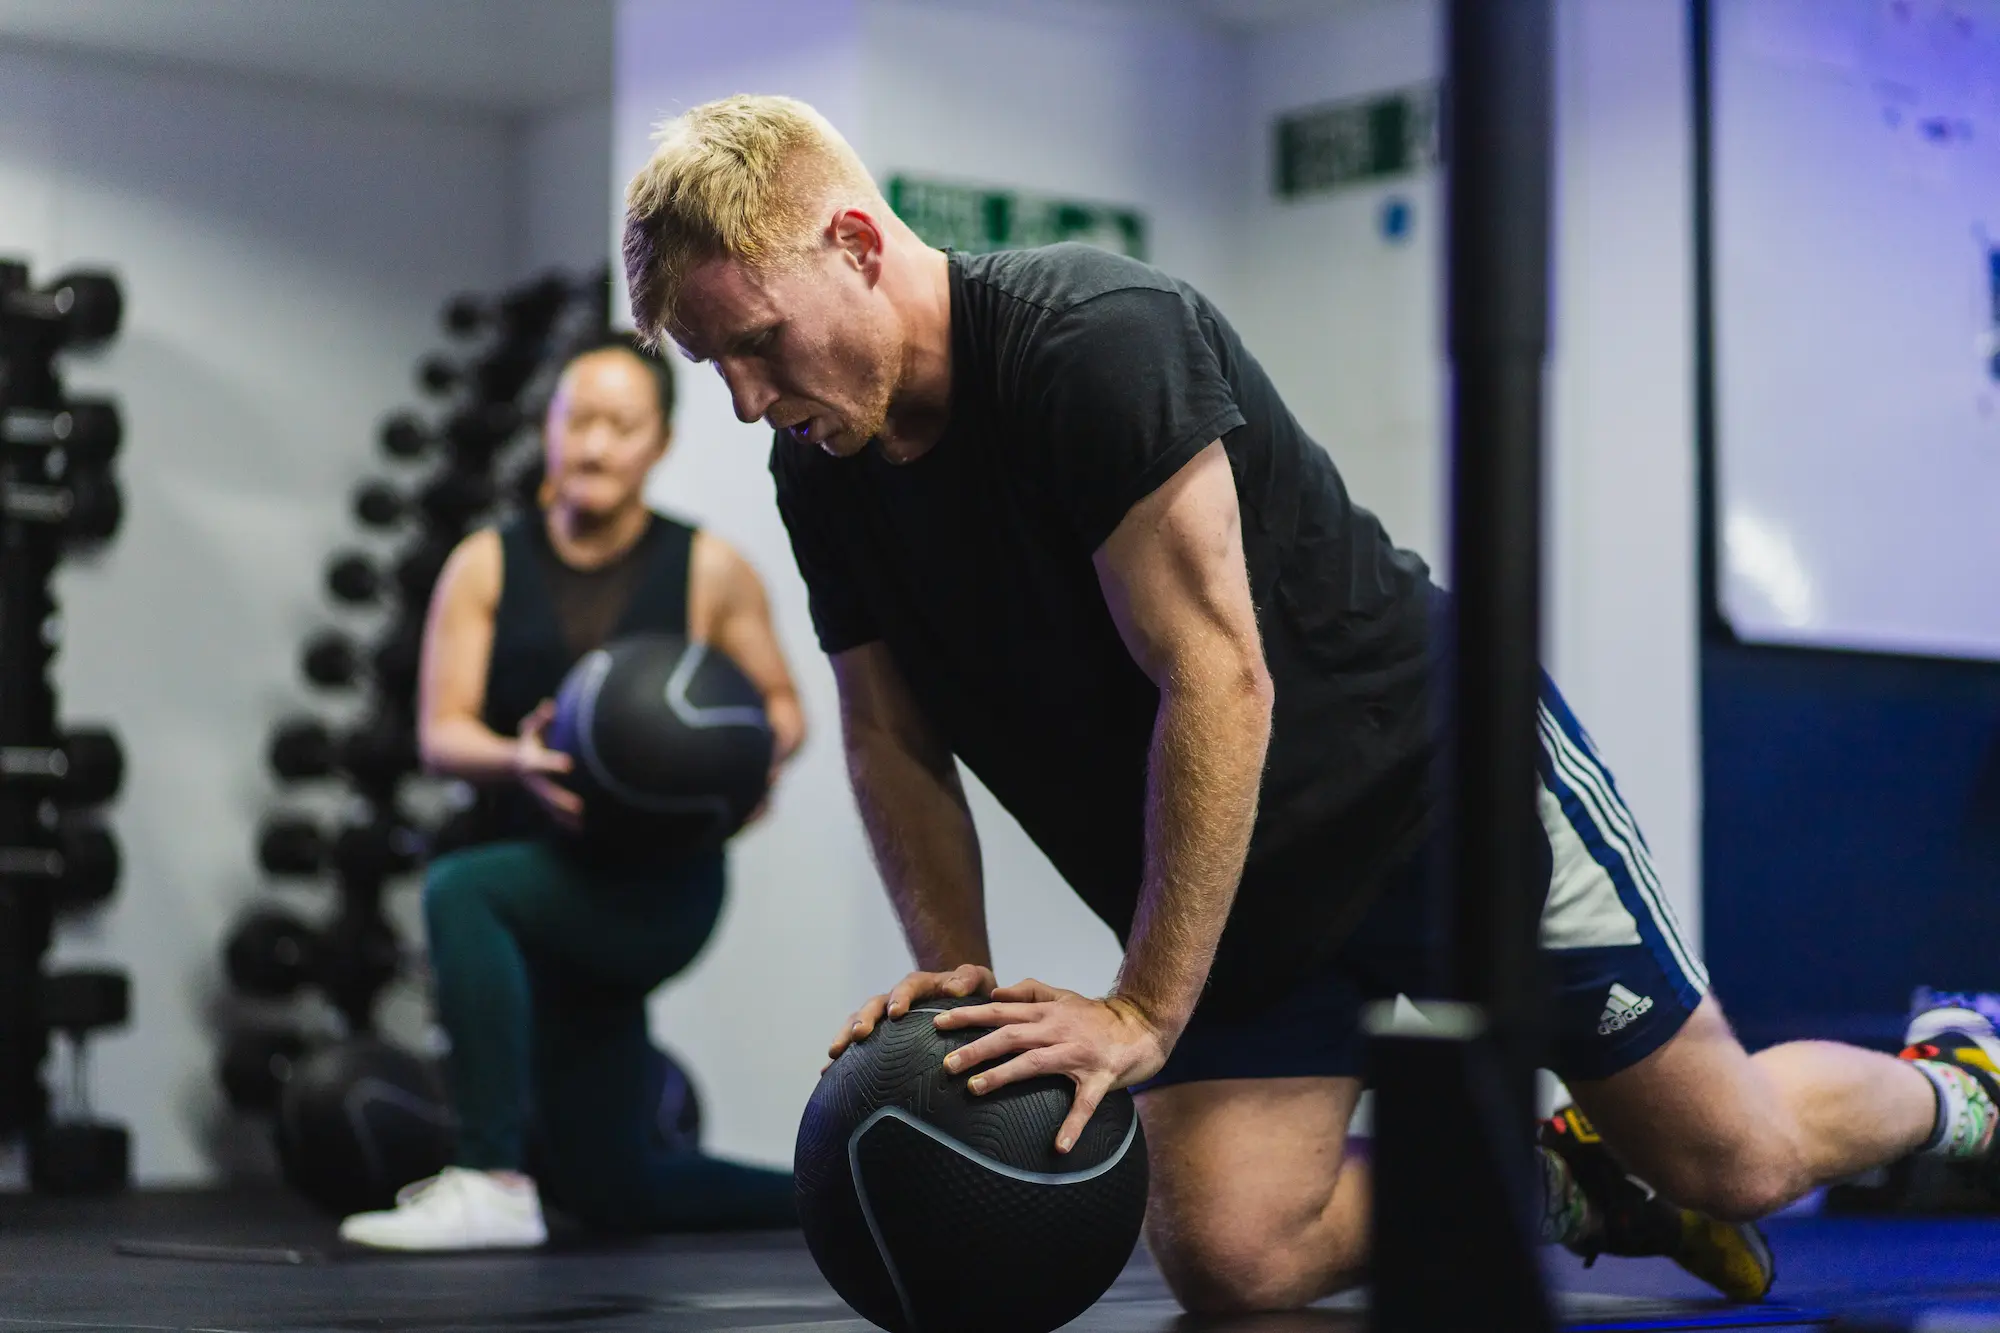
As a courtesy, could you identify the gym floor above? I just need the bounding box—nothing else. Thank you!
[3,1191,1996,1333]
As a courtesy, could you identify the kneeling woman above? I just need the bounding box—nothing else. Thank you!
[341,335,804,1250]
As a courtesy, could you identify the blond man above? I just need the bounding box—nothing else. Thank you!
[620,94,1999,1313]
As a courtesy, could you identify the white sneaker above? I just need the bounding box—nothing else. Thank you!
[338,1167,548,1252]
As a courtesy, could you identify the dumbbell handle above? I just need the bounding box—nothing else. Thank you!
[5,288,75,323]
[2,404,120,455]
[0,746,67,779]
[2,480,74,524]
[0,845,64,877]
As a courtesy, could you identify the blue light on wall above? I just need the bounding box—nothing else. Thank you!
[1379,196,1413,244]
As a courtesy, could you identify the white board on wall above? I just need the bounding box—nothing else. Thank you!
[1711,0,2000,659]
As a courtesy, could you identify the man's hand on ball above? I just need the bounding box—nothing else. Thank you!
[514,700,581,831]
[933,980,1169,1154]
[825,964,998,1062]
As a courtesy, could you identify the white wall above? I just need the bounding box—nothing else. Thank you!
[0,45,516,1183]
[1546,0,1702,944]
[1236,0,1446,567]
[514,98,615,277]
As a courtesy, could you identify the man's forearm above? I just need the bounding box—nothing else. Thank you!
[1113,658,1273,1040]
[845,724,992,972]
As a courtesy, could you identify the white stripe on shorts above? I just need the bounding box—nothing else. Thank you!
[1537,705,1710,990]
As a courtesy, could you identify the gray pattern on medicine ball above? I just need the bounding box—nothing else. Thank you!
[794,995,1149,1333]
[548,633,772,852]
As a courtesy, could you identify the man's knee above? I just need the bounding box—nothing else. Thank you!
[1146,1206,1361,1315]
[1642,1139,1809,1222]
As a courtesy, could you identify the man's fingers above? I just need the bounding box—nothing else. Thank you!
[939,1021,1045,1075]
[989,978,1061,1003]
[961,1044,1069,1097]
[933,1000,1047,1030]
[1053,1078,1110,1154]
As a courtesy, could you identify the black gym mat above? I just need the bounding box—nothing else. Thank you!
[4,1190,1995,1332]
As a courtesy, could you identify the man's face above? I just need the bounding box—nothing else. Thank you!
[542,350,669,516]
[670,244,899,459]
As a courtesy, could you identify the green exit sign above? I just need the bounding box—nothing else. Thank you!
[886,175,1147,260]
[1275,83,1440,198]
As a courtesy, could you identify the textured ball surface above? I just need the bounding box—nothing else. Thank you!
[547,634,772,853]
[274,1039,455,1216]
[795,996,1148,1333]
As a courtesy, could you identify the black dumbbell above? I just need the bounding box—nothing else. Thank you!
[28,1121,129,1195]
[0,822,121,910]
[325,551,382,606]
[372,621,424,709]
[38,968,130,1033]
[257,815,326,877]
[442,402,520,467]
[441,273,572,342]
[379,413,432,461]
[417,467,494,530]
[1,465,123,544]
[267,718,335,782]
[353,479,407,529]
[330,815,422,886]
[393,536,454,603]
[340,713,421,789]
[441,292,487,338]
[216,1026,310,1112]
[0,725,125,805]
[1,399,122,465]
[223,907,318,999]
[30,964,131,1196]
[316,908,405,1025]
[300,629,360,689]
[3,269,124,346]
[417,354,459,397]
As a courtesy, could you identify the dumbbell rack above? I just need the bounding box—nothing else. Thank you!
[216,268,611,1121]
[0,258,133,1193]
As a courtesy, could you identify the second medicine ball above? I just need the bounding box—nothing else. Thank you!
[274,1039,456,1216]
[547,634,772,851]
[795,996,1148,1333]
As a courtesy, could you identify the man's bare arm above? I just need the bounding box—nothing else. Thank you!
[834,641,991,973]
[1094,440,1274,1044]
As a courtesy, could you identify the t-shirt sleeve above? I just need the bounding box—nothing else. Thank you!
[1019,287,1247,551]
[768,436,880,655]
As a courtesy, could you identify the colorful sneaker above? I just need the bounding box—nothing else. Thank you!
[1540,1105,1775,1303]
[1900,995,2000,1187]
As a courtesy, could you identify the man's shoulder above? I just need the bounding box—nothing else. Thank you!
[958,244,1186,320]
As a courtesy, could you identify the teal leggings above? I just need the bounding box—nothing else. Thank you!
[423,839,795,1232]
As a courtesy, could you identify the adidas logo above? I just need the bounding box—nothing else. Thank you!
[1597,983,1654,1036]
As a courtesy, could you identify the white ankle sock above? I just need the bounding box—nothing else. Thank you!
[1910,1058,1998,1158]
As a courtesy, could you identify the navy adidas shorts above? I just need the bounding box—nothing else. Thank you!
[1145,680,1710,1090]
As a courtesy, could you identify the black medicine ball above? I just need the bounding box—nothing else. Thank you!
[274,1039,456,1216]
[795,996,1148,1333]
[547,634,772,852]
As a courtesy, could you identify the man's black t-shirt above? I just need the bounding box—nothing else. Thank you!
[771,245,1440,1017]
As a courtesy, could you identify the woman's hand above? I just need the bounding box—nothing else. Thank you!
[514,700,582,831]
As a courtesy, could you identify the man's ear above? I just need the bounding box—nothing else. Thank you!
[828,207,886,281]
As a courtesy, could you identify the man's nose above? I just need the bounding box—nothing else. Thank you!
[720,359,779,426]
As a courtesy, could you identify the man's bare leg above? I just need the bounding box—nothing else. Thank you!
[1572,995,1937,1220]
[1136,1076,1368,1315]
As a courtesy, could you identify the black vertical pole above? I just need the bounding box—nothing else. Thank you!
[1444,0,1554,1122]
[1368,2,1555,1329]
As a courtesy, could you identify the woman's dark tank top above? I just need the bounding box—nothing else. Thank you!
[478,509,697,843]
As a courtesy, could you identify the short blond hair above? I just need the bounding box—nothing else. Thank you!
[622,94,880,347]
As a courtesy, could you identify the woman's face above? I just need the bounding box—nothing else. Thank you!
[542,349,669,519]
